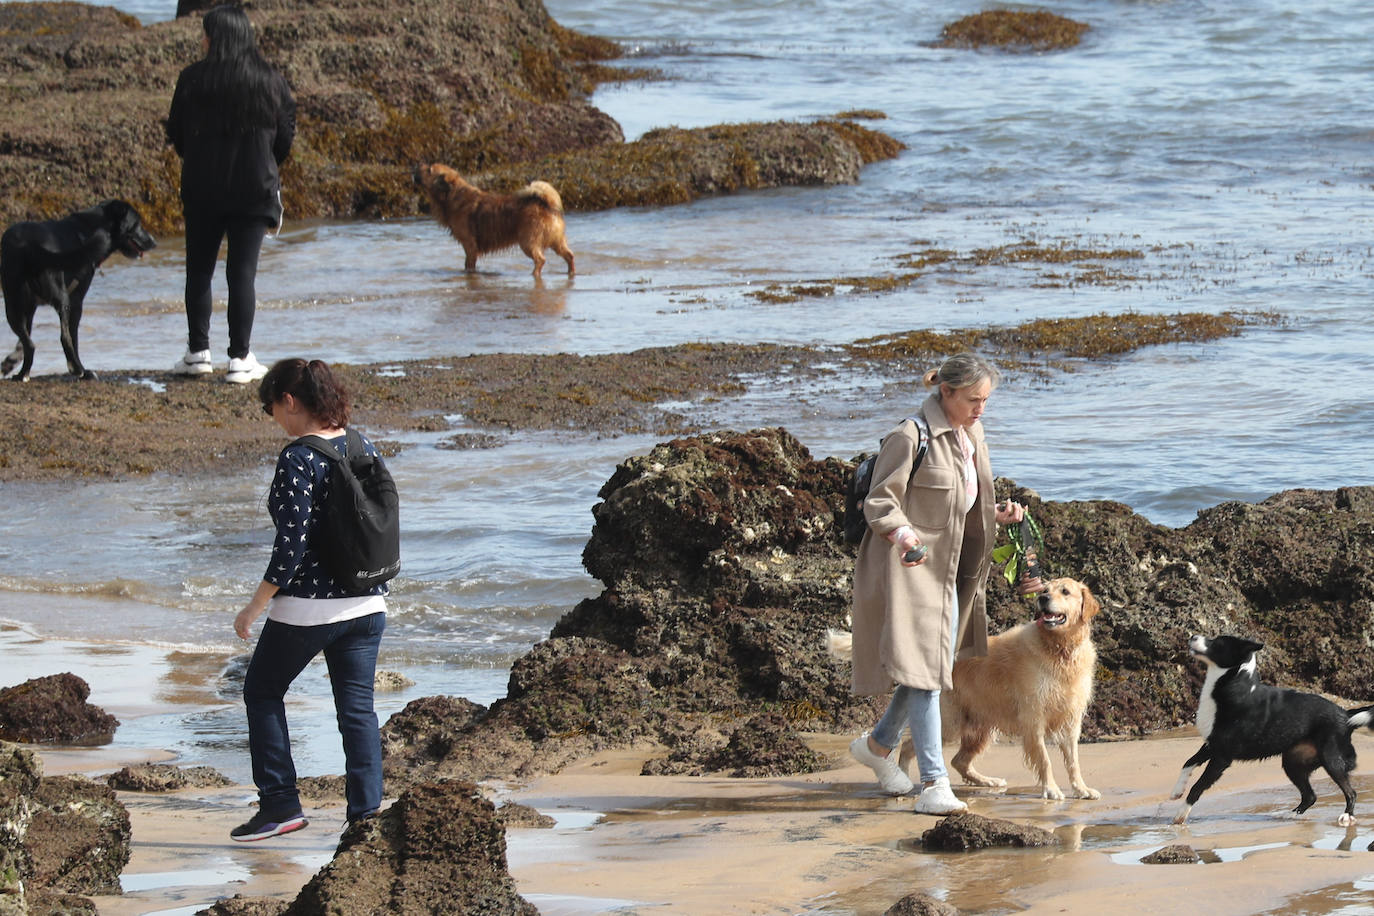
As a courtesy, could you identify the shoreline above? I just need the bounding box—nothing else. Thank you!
[30,727,1374,915]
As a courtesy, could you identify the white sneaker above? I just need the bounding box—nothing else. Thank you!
[913,776,967,815]
[849,733,914,796]
[225,352,268,385]
[172,349,213,376]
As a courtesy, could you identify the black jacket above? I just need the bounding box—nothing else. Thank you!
[166,61,296,221]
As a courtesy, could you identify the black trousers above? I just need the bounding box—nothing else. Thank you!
[183,210,268,360]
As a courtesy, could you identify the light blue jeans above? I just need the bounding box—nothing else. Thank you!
[870,588,959,784]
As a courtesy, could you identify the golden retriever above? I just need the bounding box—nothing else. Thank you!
[941,577,1101,799]
[828,577,1101,800]
[415,163,574,277]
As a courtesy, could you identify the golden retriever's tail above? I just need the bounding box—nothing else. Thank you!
[825,616,854,663]
[519,180,564,213]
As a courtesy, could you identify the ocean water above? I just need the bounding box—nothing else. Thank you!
[3,0,1373,782]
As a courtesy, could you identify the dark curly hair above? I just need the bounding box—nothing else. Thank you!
[259,358,350,428]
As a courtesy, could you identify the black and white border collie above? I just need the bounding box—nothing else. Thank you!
[1171,634,1374,826]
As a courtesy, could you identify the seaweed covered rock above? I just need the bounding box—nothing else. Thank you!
[24,776,130,895]
[0,744,132,914]
[936,11,1091,52]
[0,0,615,232]
[284,780,536,916]
[641,712,828,778]
[886,893,963,916]
[379,427,1374,783]
[0,0,902,235]
[0,673,118,745]
[194,894,288,916]
[478,119,906,210]
[921,813,1058,851]
[1019,485,1374,735]
[0,744,41,913]
[1141,844,1202,864]
[105,763,232,792]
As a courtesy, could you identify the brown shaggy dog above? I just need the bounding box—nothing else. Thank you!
[415,163,574,277]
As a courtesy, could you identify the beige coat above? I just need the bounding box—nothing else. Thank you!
[850,393,996,696]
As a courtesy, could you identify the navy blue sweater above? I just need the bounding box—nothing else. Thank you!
[265,432,388,599]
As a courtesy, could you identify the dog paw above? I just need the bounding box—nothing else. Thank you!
[961,774,1007,788]
[1041,786,1066,801]
[1339,813,1357,827]
[1076,787,1102,800]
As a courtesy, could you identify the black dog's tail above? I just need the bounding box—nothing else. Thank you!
[1347,705,1374,733]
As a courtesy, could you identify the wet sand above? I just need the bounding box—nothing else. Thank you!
[39,730,1374,915]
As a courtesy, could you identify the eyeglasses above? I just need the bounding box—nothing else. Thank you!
[261,401,276,416]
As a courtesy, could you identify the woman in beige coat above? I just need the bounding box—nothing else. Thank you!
[848,353,1026,814]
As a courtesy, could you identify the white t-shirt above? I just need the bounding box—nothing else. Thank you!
[269,593,386,627]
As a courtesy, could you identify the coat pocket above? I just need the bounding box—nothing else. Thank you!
[908,470,958,530]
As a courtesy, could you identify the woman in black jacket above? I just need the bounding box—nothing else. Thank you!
[166,3,295,384]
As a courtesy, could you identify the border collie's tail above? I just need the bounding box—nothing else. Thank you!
[1347,705,1374,732]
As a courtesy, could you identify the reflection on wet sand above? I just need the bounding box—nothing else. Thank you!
[504,734,1374,916]
[27,727,1374,915]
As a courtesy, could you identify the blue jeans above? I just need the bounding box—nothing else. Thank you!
[243,612,385,821]
[873,685,945,782]
[870,588,960,784]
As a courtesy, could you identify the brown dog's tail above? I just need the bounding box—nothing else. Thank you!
[518,180,564,214]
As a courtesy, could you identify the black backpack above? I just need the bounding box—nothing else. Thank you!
[294,429,401,595]
[842,415,930,545]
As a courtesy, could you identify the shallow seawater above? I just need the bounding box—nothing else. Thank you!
[2,0,1373,786]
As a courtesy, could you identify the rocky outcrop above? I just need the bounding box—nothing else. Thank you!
[1141,844,1202,864]
[0,0,618,234]
[477,119,905,210]
[283,780,536,916]
[0,744,40,915]
[936,11,1090,51]
[641,712,828,778]
[0,743,132,914]
[379,427,1374,785]
[885,892,963,916]
[0,0,901,236]
[105,763,232,792]
[920,813,1058,851]
[0,674,118,745]
[24,776,130,896]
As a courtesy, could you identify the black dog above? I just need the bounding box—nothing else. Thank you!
[1,200,156,381]
[1170,634,1374,826]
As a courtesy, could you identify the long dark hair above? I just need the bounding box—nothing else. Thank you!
[194,4,282,130]
[259,359,351,429]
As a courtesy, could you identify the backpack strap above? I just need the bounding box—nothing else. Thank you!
[292,429,360,468]
[895,414,930,481]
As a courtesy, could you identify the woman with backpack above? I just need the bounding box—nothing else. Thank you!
[166,3,295,384]
[847,352,1028,815]
[230,358,394,842]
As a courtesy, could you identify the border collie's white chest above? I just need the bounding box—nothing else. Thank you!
[1195,656,1257,740]
[1195,666,1223,739]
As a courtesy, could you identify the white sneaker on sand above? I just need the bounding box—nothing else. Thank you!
[225,352,268,385]
[913,776,967,815]
[849,733,914,796]
[172,349,213,376]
